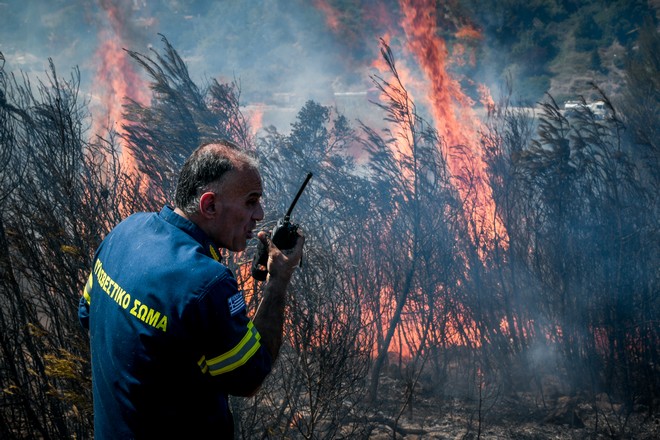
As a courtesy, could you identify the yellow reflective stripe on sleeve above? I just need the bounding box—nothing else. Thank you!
[83,273,93,304]
[197,357,209,374]
[198,321,262,376]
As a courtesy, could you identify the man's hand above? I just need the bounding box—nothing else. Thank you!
[253,229,304,362]
[257,229,304,281]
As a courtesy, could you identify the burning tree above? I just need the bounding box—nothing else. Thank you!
[359,41,464,406]
[514,91,657,408]
[1,20,658,438]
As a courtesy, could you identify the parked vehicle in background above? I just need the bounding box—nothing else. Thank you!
[562,99,609,119]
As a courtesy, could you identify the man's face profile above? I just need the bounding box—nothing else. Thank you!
[203,166,264,252]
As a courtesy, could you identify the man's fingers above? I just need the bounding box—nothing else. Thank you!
[257,230,268,244]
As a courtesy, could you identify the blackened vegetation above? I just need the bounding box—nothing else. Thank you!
[0,58,141,438]
[1,27,658,440]
[122,35,252,209]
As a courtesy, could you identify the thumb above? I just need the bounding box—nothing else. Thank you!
[257,230,270,246]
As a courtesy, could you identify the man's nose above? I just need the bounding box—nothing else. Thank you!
[254,203,265,221]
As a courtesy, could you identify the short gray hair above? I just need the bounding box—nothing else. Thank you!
[174,140,258,215]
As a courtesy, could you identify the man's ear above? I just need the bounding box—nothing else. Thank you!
[199,192,216,219]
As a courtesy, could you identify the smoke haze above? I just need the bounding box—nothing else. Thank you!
[0,0,490,133]
[0,1,373,129]
[2,0,655,134]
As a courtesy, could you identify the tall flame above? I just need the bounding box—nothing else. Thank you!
[314,1,509,355]
[318,0,506,243]
[92,0,150,173]
[397,0,505,244]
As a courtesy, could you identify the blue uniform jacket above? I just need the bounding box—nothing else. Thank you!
[79,205,271,439]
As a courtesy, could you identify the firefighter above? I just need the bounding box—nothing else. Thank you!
[79,140,304,439]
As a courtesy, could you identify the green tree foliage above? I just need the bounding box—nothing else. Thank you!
[461,0,656,102]
[574,13,603,51]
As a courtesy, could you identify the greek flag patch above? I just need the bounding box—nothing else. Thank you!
[228,291,246,316]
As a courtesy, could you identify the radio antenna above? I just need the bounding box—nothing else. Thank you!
[285,172,313,219]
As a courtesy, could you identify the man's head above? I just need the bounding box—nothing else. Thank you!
[174,140,264,252]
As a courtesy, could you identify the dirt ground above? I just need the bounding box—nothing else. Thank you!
[353,377,660,439]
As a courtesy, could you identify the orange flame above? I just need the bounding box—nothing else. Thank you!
[455,24,482,40]
[313,0,342,32]
[92,1,150,174]
[371,34,430,177]
[398,0,506,244]
[399,0,474,149]
[478,83,496,115]
[335,0,501,243]
[372,285,481,359]
[245,103,266,136]
[450,43,468,67]
[313,1,508,355]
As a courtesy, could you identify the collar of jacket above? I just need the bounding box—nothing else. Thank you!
[159,205,222,262]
